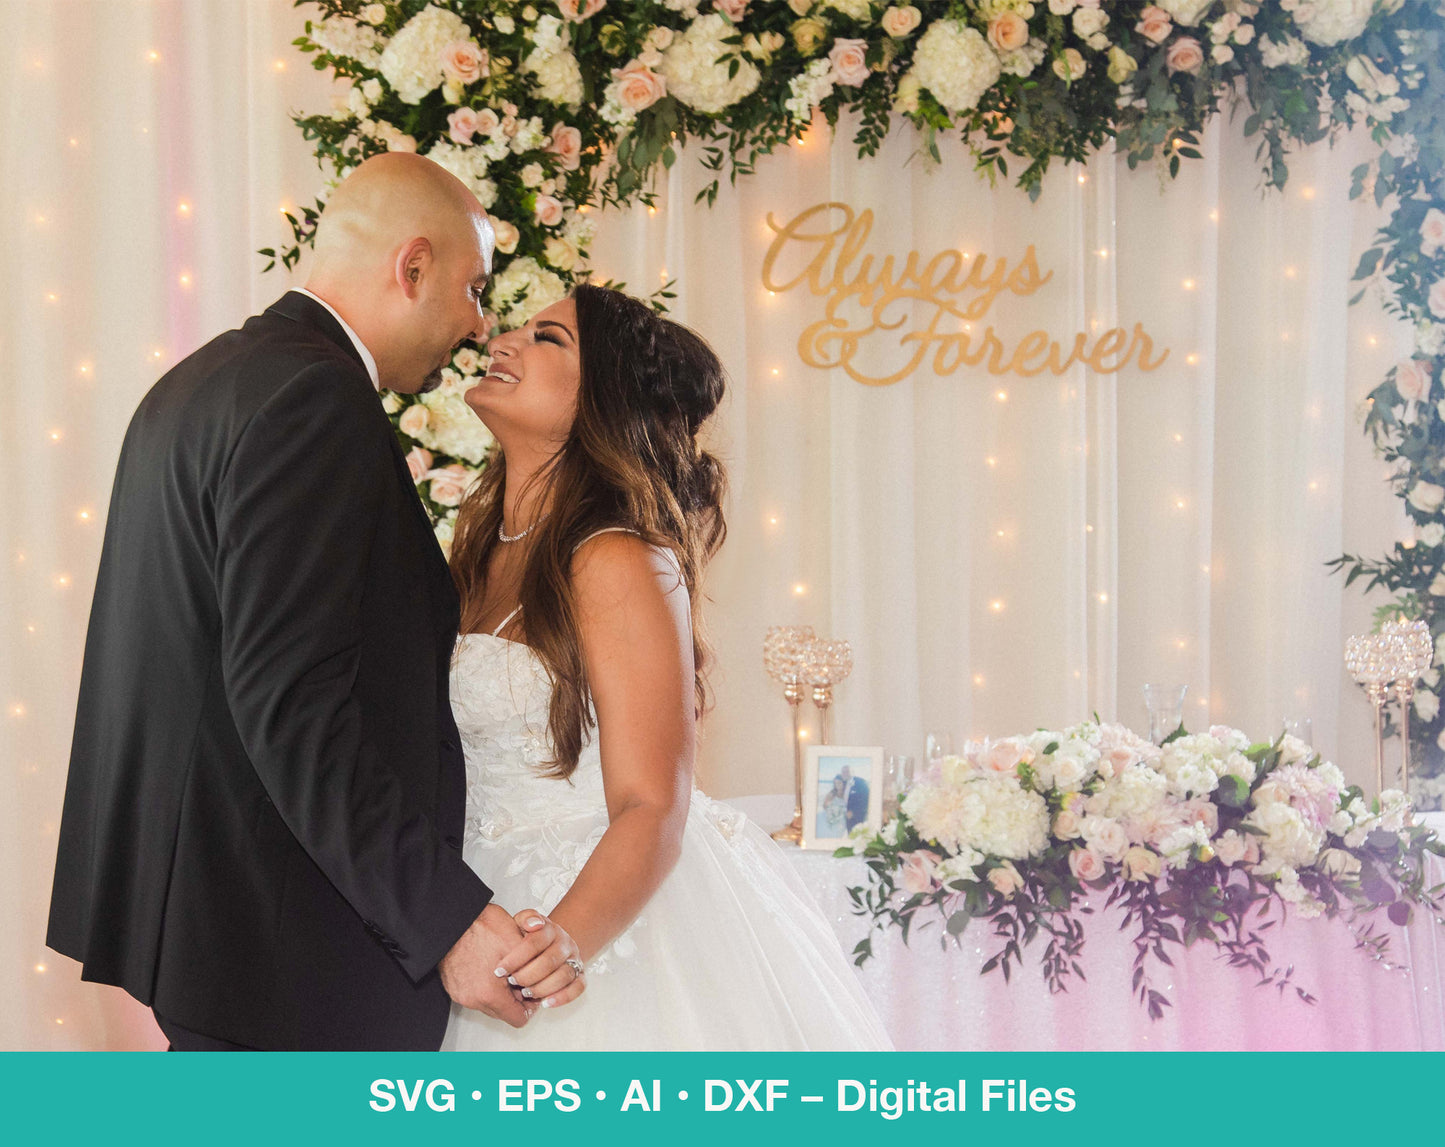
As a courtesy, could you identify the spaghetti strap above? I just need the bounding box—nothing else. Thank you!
[490,602,523,637]
[495,530,672,634]
[570,525,639,554]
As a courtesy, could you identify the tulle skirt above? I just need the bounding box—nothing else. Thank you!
[441,792,893,1051]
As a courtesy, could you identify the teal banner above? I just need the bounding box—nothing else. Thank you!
[0,1052,1439,1143]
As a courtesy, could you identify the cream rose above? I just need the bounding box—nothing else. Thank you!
[829,38,870,86]
[533,194,564,227]
[882,5,922,37]
[1069,847,1106,882]
[1214,829,1248,866]
[427,464,473,507]
[453,347,482,374]
[398,404,431,437]
[612,60,667,112]
[1397,358,1433,403]
[361,3,387,25]
[405,446,434,481]
[546,122,583,170]
[1122,845,1163,881]
[1053,47,1086,81]
[987,861,1025,898]
[792,17,829,56]
[474,108,501,135]
[491,218,520,254]
[440,40,488,86]
[543,236,579,271]
[1135,5,1174,44]
[1053,808,1083,840]
[1166,36,1205,73]
[988,12,1030,53]
[1408,481,1445,514]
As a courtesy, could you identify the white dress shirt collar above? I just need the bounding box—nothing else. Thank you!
[289,287,381,391]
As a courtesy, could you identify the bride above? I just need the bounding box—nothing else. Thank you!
[440,283,891,1051]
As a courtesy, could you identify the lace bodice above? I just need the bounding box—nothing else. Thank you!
[449,632,607,843]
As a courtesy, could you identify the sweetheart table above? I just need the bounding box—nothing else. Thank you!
[729,795,1445,1051]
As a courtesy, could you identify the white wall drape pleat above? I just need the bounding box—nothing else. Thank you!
[1,0,1409,1050]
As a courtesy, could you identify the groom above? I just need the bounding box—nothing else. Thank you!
[47,154,577,1050]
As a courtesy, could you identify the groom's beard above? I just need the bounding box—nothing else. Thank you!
[418,368,444,394]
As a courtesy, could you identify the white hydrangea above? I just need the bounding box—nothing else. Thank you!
[1084,762,1170,833]
[785,58,835,121]
[415,391,495,463]
[907,20,1001,115]
[424,140,496,204]
[490,256,568,326]
[523,15,585,106]
[1258,32,1312,67]
[661,14,762,113]
[1246,801,1324,871]
[311,16,385,68]
[1155,0,1214,24]
[379,5,470,103]
[1281,0,1377,46]
[901,770,1050,861]
[562,210,598,248]
[997,37,1046,78]
[510,116,547,153]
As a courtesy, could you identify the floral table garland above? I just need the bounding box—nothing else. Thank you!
[279,0,1445,794]
[839,721,1445,1017]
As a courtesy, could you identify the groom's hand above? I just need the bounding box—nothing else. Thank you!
[495,910,586,1011]
[438,904,535,1027]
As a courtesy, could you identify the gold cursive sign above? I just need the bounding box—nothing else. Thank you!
[761,202,1171,387]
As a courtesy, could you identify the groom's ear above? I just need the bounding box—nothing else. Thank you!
[396,237,433,299]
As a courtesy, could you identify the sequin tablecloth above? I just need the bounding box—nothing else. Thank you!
[728,796,1445,1051]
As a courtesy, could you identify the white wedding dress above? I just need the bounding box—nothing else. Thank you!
[440,564,892,1051]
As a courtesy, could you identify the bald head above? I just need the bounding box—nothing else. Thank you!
[304,153,495,394]
[313,152,494,278]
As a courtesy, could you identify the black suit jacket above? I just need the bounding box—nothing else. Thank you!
[47,291,492,1050]
[845,778,869,830]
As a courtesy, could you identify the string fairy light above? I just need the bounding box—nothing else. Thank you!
[792,582,807,596]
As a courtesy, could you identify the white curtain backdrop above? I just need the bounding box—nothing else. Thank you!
[0,0,1409,1050]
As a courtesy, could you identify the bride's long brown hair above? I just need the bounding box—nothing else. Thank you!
[449,283,728,779]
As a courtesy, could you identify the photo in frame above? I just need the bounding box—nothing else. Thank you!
[801,745,884,851]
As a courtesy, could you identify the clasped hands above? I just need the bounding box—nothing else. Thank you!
[438,902,585,1028]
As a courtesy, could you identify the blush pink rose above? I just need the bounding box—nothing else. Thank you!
[474,108,501,135]
[557,0,607,20]
[1396,358,1434,402]
[546,122,583,171]
[440,40,487,86]
[1135,5,1174,44]
[1068,847,1106,882]
[1430,277,1445,320]
[1166,36,1204,74]
[613,60,667,112]
[714,0,751,20]
[1422,208,1445,258]
[982,737,1030,774]
[988,12,1030,53]
[427,464,473,507]
[533,194,564,227]
[828,38,870,86]
[398,404,430,437]
[899,849,941,894]
[447,107,481,144]
[405,447,434,481]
